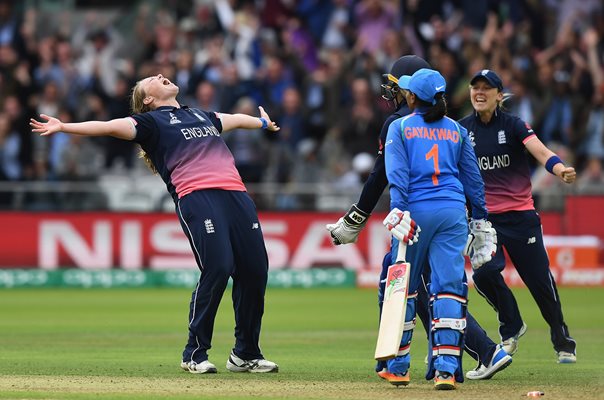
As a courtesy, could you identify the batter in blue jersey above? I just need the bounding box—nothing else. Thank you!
[326,56,512,386]
[383,68,495,390]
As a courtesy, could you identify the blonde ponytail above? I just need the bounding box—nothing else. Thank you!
[498,92,514,110]
[130,79,158,175]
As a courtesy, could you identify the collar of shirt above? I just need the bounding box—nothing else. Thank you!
[155,105,189,112]
[474,107,500,125]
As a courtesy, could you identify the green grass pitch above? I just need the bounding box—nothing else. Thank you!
[0,286,602,399]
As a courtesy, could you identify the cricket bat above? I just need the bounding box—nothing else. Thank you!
[374,241,410,361]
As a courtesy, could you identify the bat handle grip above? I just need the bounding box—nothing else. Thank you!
[396,240,407,262]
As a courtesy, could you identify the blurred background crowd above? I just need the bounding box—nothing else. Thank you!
[0,0,603,211]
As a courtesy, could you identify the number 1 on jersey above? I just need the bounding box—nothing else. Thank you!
[426,144,440,185]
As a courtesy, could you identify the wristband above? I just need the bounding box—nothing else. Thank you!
[343,204,370,226]
[259,117,268,129]
[545,155,563,174]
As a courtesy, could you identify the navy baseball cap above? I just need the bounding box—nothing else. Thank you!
[470,69,503,91]
[398,68,446,105]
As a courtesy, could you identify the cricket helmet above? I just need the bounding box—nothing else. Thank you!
[382,55,431,108]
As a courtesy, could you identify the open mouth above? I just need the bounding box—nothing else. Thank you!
[473,95,487,104]
[162,78,171,86]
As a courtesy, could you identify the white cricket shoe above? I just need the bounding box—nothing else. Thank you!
[226,351,279,373]
[501,322,527,355]
[466,345,512,380]
[181,360,217,374]
[557,351,576,364]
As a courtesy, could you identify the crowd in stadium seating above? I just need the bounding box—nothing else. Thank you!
[0,0,603,210]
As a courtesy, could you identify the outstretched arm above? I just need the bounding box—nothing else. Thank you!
[30,114,136,140]
[525,137,576,184]
[219,106,280,133]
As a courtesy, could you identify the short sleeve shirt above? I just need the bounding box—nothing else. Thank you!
[458,109,535,214]
[129,106,245,202]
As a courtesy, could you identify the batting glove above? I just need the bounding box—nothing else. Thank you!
[464,219,497,269]
[326,204,370,245]
[383,208,420,245]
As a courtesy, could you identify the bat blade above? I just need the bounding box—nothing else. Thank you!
[374,259,411,361]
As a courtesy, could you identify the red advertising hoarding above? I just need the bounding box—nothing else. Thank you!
[0,212,601,286]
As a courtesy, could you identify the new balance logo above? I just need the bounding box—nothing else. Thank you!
[204,219,215,234]
[527,237,536,244]
[252,222,259,230]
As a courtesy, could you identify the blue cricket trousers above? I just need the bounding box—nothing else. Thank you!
[417,265,498,367]
[378,259,499,370]
[177,189,269,363]
[472,210,575,353]
[386,206,467,376]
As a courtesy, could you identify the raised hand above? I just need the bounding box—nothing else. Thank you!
[258,106,280,132]
[30,114,63,136]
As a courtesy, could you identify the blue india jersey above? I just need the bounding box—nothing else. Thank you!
[384,110,487,219]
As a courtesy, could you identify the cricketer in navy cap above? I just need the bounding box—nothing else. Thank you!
[470,69,504,91]
[397,68,446,105]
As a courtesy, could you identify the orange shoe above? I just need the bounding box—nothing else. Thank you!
[434,371,456,390]
[377,368,389,380]
[378,370,410,386]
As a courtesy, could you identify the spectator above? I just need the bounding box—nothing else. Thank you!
[0,1,599,212]
[76,28,121,96]
[339,76,383,157]
[353,0,398,57]
[540,70,573,146]
[0,112,21,181]
[3,94,33,178]
[104,76,136,171]
[224,97,269,184]
[277,86,307,151]
[322,0,352,50]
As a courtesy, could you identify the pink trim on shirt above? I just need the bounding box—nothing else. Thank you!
[522,134,537,145]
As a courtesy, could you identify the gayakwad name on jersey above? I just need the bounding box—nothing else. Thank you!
[477,154,510,170]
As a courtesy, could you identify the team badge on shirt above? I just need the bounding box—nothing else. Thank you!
[468,131,476,147]
[498,130,506,144]
[204,219,215,234]
[169,112,182,124]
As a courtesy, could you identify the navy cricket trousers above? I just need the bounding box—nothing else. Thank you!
[177,189,269,363]
[472,210,575,353]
